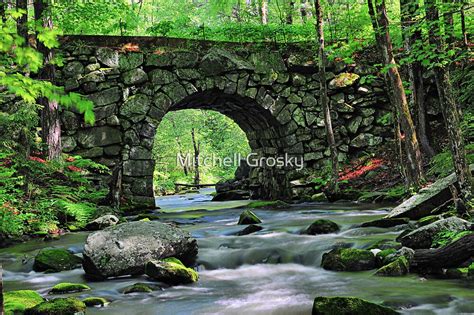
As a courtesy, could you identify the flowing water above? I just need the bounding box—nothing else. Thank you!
[1,189,474,314]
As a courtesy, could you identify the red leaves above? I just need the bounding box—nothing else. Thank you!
[339,158,385,182]
[67,165,82,172]
[29,156,47,163]
[121,43,140,52]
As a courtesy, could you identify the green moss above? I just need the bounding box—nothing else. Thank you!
[417,215,441,227]
[367,239,402,250]
[321,248,376,271]
[134,213,161,221]
[246,200,289,209]
[375,248,397,266]
[330,72,360,88]
[25,297,86,315]
[312,296,399,315]
[49,283,91,294]
[82,297,108,307]
[32,248,82,272]
[431,230,473,248]
[145,257,199,285]
[4,290,44,315]
[122,283,162,294]
[238,209,262,225]
[375,256,409,277]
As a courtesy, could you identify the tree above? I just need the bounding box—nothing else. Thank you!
[400,0,435,158]
[425,0,473,205]
[16,0,27,42]
[34,0,62,161]
[315,0,339,194]
[260,0,268,24]
[191,128,200,186]
[367,0,425,189]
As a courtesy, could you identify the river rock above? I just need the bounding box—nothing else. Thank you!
[33,248,82,272]
[321,248,376,271]
[375,256,409,276]
[82,221,198,279]
[85,214,119,231]
[212,189,250,201]
[25,297,86,315]
[303,219,340,235]
[386,166,473,220]
[122,282,165,294]
[237,224,263,236]
[145,257,198,285]
[238,210,262,225]
[4,290,44,314]
[312,296,399,315]
[49,283,91,294]
[397,217,472,249]
[82,297,109,307]
[361,217,410,228]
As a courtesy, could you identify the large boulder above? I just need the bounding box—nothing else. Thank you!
[321,248,376,271]
[82,221,198,279]
[375,256,409,276]
[238,210,262,225]
[33,248,82,272]
[398,217,472,249]
[145,257,198,285]
[386,166,473,219]
[212,189,250,201]
[312,296,399,315]
[361,217,409,228]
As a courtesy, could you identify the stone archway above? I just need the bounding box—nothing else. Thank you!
[59,36,391,209]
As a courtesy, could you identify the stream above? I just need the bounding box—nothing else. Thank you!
[1,188,473,314]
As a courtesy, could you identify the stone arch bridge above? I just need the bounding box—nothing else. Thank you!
[58,36,391,208]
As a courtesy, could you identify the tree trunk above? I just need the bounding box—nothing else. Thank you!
[191,128,200,186]
[286,1,294,24]
[1,0,6,22]
[442,0,454,46]
[367,0,425,189]
[300,0,307,22]
[400,0,435,158]
[425,0,473,203]
[170,117,189,176]
[315,0,339,194]
[16,0,28,42]
[34,0,62,161]
[411,234,474,269]
[459,0,468,47]
[260,0,268,24]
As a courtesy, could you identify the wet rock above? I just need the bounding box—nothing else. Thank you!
[25,297,86,315]
[361,217,409,228]
[321,248,376,271]
[386,165,473,220]
[4,290,44,314]
[303,219,340,235]
[85,214,119,231]
[49,283,91,294]
[237,224,263,236]
[145,257,198,285]
[312,296,399,315]
[82,221,198,279]
[311,192,328,202]
[375,256,409,276]
[122,282,164,294]
[212,190,250,201]
[33,248,82,272]
[398,217,472,249]
[82,297,109,307]
[238,210,262,225]
[246,200,289,209]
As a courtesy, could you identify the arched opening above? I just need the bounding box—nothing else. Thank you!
[153,108,251,195]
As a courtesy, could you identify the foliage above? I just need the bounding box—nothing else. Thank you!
[0,151,109,238]
[153,109,250,193]
[431,230,473,248]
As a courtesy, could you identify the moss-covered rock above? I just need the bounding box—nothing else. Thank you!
[236,224,263,236]
[25,297,86,315]
[366,239,402,251]
[312,296,399,315]
[375,248,397,267]
[49,283,91,294]
[321,248,376,271]
[444,267,469,279]
[238,210,262,225]
[32,248,82,272]
[145,257,198,285]
[4,290,44,315]
[361,217,409,228]
[246,200,289,209]
[311,192,328,202]
[82,297,109,307]
[303,219,340,235]
[375,256,409,276]
[122,282,163,294]
[417,215,442,227]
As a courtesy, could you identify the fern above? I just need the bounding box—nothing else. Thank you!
[55,200,96,228]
